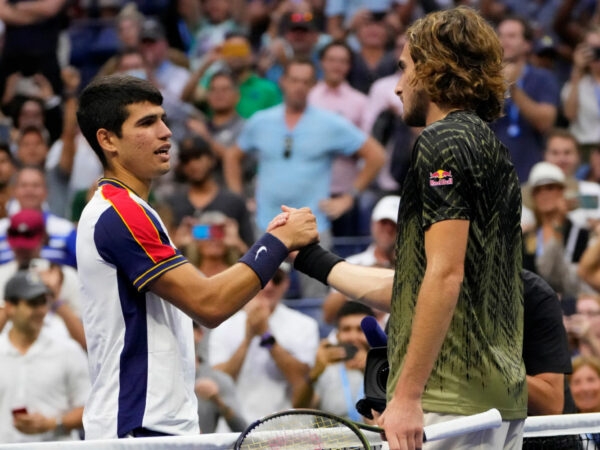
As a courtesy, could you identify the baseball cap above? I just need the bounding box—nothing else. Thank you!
[140,18,166,42]
[7,209,45,250]
[534,35,557,57]
[5,270,49,303]
[281,12,316,31]
[371,195,401,223]
[528,162,565,188]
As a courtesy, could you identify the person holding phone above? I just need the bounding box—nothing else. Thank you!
[176,211,248,278]
[0,270,89,443]
[300,302,375,421]
[562,26,600,158]
[522,161,590,299]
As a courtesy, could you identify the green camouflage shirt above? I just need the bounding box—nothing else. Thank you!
[387,111,527,420]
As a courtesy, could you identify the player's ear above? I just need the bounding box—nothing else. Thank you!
[96,128,118,156]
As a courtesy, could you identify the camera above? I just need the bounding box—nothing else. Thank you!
[356,346,388,418]
[594,47,600,60]
[192,223,225,240]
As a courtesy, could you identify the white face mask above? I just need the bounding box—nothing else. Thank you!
[124,69,147,80]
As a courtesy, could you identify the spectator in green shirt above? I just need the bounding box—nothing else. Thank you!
[183,32,282,119]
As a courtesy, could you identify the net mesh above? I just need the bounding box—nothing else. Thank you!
[523,413,600,450]
[523,435,597,449]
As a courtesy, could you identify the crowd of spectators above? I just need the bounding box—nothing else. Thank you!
[4,0,600,443]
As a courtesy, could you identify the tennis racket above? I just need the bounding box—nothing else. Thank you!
[233,407,502,449]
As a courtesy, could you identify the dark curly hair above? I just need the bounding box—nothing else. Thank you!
[406,6,506,122]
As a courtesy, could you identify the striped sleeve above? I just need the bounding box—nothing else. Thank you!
[95,184,187,291]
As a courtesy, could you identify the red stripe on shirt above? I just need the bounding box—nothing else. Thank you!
[101,184,176,264]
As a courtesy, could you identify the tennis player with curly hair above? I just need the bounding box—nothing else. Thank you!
[291,6,526,449]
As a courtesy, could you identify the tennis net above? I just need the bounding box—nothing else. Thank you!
[523,413,600,449]
[1,412,600,449]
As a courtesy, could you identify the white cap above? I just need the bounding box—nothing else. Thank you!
[528,162,565,188]
[371,195,401,223]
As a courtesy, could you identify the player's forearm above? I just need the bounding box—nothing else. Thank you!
[392,270,461,402]
[327,262,393,312]
[526,374,564,415]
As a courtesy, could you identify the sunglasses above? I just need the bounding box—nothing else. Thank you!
[284,135,292,159]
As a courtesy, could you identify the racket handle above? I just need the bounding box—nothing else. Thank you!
[423,408,502,442]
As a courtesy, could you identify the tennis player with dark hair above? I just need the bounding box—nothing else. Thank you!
[75,74,318,439]
[290,6,526,449]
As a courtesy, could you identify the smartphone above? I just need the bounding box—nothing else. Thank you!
[578,194,599,209]
[192,224,225,240]
[11,407,28,417]
[338,343,358,361]
[594,47,600,60]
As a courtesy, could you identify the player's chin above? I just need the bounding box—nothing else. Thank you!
[154,163,171,176]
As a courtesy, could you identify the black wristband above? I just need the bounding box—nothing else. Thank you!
[293,243,344,285]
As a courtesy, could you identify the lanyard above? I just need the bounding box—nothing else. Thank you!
[507,65,530,138]
[340,364,364,422]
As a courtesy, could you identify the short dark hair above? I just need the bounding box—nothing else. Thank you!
[283,57,317,78]
[318,40,354,65]
[500,15,534,43]
[545,127,579,152]
[19,124,49,146]
[208,70,238,89]
[178,135,213,164]
[336,301,375,324]
[77,74,163,168]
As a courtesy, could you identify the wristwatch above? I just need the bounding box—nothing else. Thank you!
[259,331,276,349]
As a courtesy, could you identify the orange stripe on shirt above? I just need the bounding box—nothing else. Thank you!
[100,184,176,264]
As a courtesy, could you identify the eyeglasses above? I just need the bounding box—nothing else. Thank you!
[284,135,292,159]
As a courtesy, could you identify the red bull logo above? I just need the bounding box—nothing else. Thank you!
[429,169,453,187]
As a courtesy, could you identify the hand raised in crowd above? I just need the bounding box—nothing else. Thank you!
[319,195,355,221]
[31,73,55,102]
[244,297,270,339]
[61,66,81,94]
[572,42,595,74]
[502,61,522,86]
[33,261,63,301]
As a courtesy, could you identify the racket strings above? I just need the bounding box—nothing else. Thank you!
[238,413,369,450]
